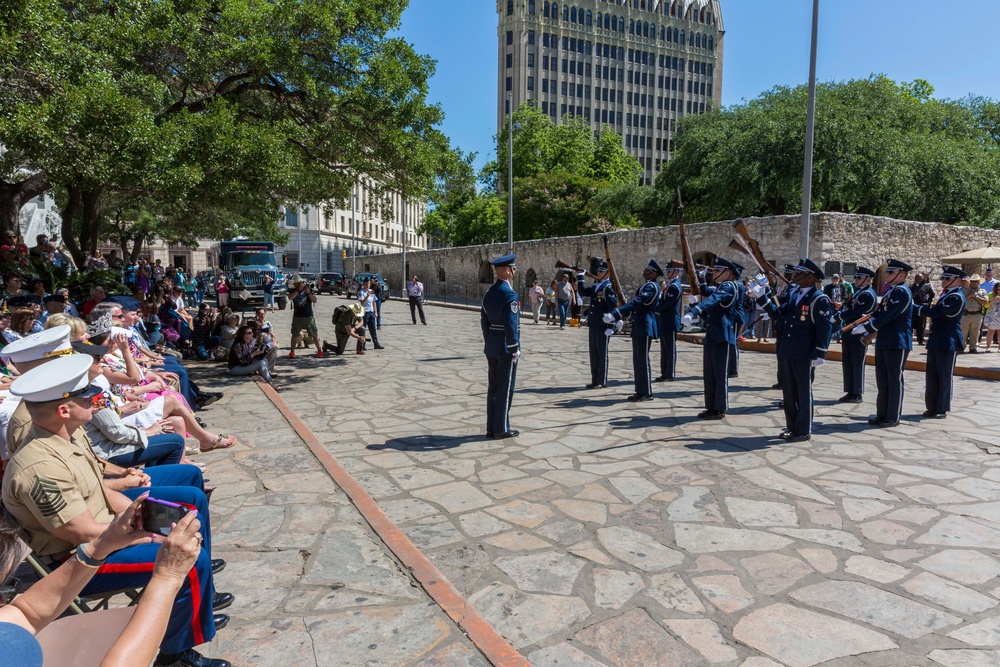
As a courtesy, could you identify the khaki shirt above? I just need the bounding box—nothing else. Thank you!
[1,424,114,559]
[6,400,31,456]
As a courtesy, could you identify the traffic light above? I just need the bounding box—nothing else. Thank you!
[342,248,347,260]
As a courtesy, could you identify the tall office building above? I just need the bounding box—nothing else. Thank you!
[497,0,724,184]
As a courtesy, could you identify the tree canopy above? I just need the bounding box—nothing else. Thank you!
[655,76,1000,226]
[1,0,456,263]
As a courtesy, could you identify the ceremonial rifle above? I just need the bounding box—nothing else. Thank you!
[677,187,701,297]
[555,260,597,279]
[601,234,626,305]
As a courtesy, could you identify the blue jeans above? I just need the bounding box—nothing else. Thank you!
[558,300,570,327]
[364,313,380,346]
[264,292,275,308]
[195,335,221,361]
[107,434,186,468]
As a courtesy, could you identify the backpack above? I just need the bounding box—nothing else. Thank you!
[332,304,351,324]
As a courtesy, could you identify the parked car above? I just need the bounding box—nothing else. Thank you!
[318,272,345,295]
[346,272,389,299]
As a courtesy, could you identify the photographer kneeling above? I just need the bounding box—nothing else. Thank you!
[322,303,367,356]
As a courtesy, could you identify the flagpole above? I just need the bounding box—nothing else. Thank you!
[799,0,820,258]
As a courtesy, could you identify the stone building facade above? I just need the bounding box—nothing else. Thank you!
[364,213,1000,303]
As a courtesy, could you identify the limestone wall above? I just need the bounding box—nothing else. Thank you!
[367,213,1000,302]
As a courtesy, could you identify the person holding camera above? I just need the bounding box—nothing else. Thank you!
[229,325,282,390]
[287,277,321,358]
[407,275,427,325]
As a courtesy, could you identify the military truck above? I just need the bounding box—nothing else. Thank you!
[216,240,288,310]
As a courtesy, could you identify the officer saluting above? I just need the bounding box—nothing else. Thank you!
[481,254,521,439]
[654,260,684,382]
[752,258,834,442]
[605,259,662,402]
[836,266,877,403]
[683,257,742,419]
[853,258,913,427]
[914,266,967,419]
[577,257,618,389]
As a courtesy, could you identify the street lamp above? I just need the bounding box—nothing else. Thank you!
[799,0,820,258]
[401,197,407,298]
[506,95,521,254]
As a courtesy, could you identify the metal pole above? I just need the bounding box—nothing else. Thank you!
[297,207,302,271]
[351,189,357,277]
[507,92,514,254]
[799,0,820,258]
[401,197,407,297]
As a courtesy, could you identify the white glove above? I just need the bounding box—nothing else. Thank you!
[754,273,769,287]
[576,272,585,280]
[811,358,824,368]
[749,283,767,298]
[681,313,694,327]
[615,320,624,333]
[761,313,769,321]
[604,327,615,337]
[602,313,615,324]
[687,295,698,305]
[851,325,867,336]
[512,351,520,363]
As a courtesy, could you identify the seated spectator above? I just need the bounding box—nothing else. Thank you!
[0,312,11,353]
[26,279,46,301]
[1,355,232,667]
[170,286,194,329]
[1,274,24,302]
[251,308,278,371]
[87,248,108,270]
[107,248,125,271]
[81,286,106,319]
[40,294,64,324]
[323,303,367,355]
[191,304,221,361]
[213,313,239,362]
[228,325,282,390]
[54,288,79,318]
[0,498,209,667]
[4,308,37,345]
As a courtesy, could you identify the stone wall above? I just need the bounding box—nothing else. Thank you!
[367,213,1000,303]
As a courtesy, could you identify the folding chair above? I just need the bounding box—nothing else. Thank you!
[36,606,135,666]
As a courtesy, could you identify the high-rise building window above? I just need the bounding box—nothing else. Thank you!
[528,52,535,68]
[507,0,514,17]
[528,0,535,15]
[542,79,548,93]
[506,31,513,45]
[506,53,513,68]
[506,76,512,92]
[528,30,535,45]
[527,76,534,91]
[544,1,550,18]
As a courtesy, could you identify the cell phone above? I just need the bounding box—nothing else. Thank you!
[141,497,189,536]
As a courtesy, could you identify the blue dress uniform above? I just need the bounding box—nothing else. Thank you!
[654,261,684,381]
[760,259,834,440]
[914,266,967,417]
[728,275,746,378]
[687,258,741,418]
[481,254,521,438]
[772,266,797,389]
[860,258,913,426]
[577,257,618,388]
[836,267,878,402]
[611,259,663,401]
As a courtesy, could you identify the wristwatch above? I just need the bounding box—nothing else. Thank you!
[75,542,107,568]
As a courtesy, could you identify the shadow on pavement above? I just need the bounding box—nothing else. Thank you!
[368,434,488,452]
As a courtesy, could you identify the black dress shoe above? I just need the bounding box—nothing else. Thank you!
[771,383,782,389]
[156,648,231,667]
[211,559,226,574]
[728,373,739,378]
[845,394,863,404]
[922,409,936,417]
[654,376,667,382]
[777,401,784,408]
[635,394,653,402]
[698,410,724,420]
[196,394,220,408]
[491,430,519,439]
[485,432,494,439]
[374,345,385,350]
[785,433,812,443]
[213,592,234,611]
[665,377,676,382]
[867,416,883,426]
[626,394,641,402]
[585,383,605,389]
[837,393,853,403]
[778,430,794,439]
[213,614,230,631]
[932,412,947,419]
[877,420,899,428]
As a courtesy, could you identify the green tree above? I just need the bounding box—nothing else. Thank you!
[656,76,1000,225]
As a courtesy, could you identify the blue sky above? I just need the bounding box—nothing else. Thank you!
[398,1,1000,171]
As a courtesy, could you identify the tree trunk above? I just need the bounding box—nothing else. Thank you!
[128,232,147,264]
[80,187,103,257]
[61,184,84,267]
[0,173,51,234]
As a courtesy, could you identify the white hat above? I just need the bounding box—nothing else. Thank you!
[10,354,102,403]
[2,325,72,364]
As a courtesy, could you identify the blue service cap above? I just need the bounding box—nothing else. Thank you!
[783,264,796,275]
[854,266,877,278]
[886,258,913,272]
[43,294,64,304]
[793,258,825,280]
[713,257,742,278]
[6,294,41,308]
[490,253,516,268]
[644,259,664,277]
[105,295,141,311]
[589,257,608,274]
[941,265,968,279]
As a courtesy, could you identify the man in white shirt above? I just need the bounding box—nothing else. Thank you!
[981,267,997,295]
[358,279,384,349]
[406,275,427,325]
[170,286,193,328]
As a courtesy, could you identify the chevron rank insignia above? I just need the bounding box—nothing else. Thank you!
[29,477,67,518]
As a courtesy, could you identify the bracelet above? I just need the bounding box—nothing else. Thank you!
[75,542,107,568]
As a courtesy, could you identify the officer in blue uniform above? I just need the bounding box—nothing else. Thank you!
[605,259,662,402]
[835,266,878,403]
[683,258,741,419]
[853,258,913,427]
[728,269,747,378]
[577,257,618,388]
[481,254,521,438]
[654,260,684,382]
[772,264,797,391]
[753,259,834,441]
[914,266,967,418]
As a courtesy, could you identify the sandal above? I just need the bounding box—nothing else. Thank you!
[200,434,238,452]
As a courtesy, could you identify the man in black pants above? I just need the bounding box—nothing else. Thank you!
[835,267,877,404]
[407,275,427,325]
[914,266,967,418]
[654,260,684,382]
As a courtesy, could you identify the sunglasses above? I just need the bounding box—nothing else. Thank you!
[0,577,22,605]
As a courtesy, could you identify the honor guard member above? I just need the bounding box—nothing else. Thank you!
[914,266,967,418]
[577,257,618,388]
[835,266,878,403]
[654,260,684,382]
[0,355,231,667]
[683,258,741,419]
[753,259,834,442]
[605,259,662,401]
[728,263,747,378]
[853,258,913,427]
[481,254,521,438]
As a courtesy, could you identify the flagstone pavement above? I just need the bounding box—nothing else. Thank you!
[191,296,1000,667]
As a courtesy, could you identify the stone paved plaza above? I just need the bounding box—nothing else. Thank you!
[192,295,1000,666]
